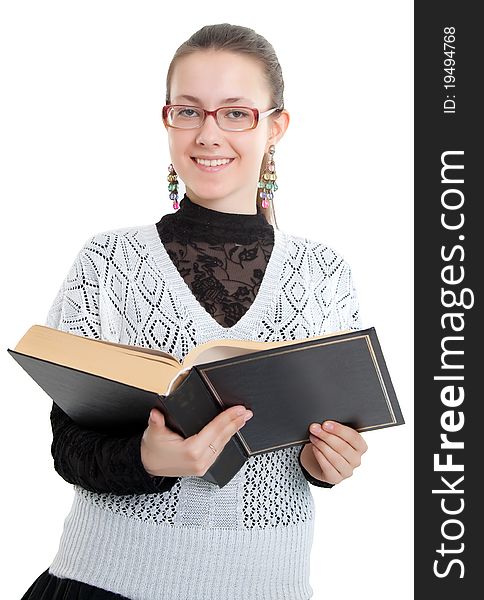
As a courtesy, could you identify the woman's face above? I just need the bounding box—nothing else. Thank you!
[166,50,287,212]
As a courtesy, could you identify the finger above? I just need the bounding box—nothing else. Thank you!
[193,405,253,458]
[211,406,254,453]
[310,445,345,484]
[309,435,353,478]
[310,425,361,466]
[321,421,368,454]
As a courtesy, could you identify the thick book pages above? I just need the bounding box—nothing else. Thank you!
[9,324,332,397]
[7,325,404,487]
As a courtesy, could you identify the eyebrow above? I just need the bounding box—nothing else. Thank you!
[174,94,255,105]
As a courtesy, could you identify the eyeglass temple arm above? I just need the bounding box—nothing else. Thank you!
[259,106,283,118]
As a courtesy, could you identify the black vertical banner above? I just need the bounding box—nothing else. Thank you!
[415,2,480,597]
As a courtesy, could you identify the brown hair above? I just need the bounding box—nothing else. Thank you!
[165,23,285,228]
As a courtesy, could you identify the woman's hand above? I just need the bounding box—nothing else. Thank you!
[140,406,253,478]
[300,420,368,485]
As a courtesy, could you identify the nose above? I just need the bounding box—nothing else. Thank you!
[195,111,224,145]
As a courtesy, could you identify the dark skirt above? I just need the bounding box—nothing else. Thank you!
[21,569,130,599]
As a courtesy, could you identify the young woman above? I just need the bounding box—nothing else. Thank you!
[22,23,368,600]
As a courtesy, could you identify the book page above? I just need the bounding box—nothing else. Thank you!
[93,339,181,365]
[13,325,181,396]
[181,329,354,369]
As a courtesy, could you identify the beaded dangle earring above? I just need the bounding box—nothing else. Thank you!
[257,144,278,209]
[167,163,179,210]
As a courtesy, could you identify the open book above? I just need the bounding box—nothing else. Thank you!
[10,325,353,397]
[8,325,404,487]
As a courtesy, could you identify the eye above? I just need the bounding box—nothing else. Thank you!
[177,107,201,117]
[227,110,249,119]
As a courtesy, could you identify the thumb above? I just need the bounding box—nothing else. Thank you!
[149,408,165,427]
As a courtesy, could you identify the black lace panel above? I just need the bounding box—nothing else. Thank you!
[156,194,275,328]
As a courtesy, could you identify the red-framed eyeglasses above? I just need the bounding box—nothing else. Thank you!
[162,104,283,132]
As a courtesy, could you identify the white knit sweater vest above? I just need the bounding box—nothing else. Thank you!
[46,223,362,600]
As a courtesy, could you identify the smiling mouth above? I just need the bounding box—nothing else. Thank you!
[191,157,235,172]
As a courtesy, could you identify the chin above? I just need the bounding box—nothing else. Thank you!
[187,188,228,202]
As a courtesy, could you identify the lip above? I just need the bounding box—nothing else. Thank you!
[191,157,235,173]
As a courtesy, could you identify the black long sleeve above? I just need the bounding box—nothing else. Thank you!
[50,401,179,495]
[297,448,334,488]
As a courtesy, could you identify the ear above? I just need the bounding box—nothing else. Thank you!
[266,109,290,149]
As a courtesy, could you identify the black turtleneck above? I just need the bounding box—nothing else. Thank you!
[156,193,275,329]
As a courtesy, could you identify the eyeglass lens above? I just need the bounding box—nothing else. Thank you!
[168,106,255,131]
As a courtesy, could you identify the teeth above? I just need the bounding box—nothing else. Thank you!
[195,158,232,167]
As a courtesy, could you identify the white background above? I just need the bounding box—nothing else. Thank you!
[0,1,413,598]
